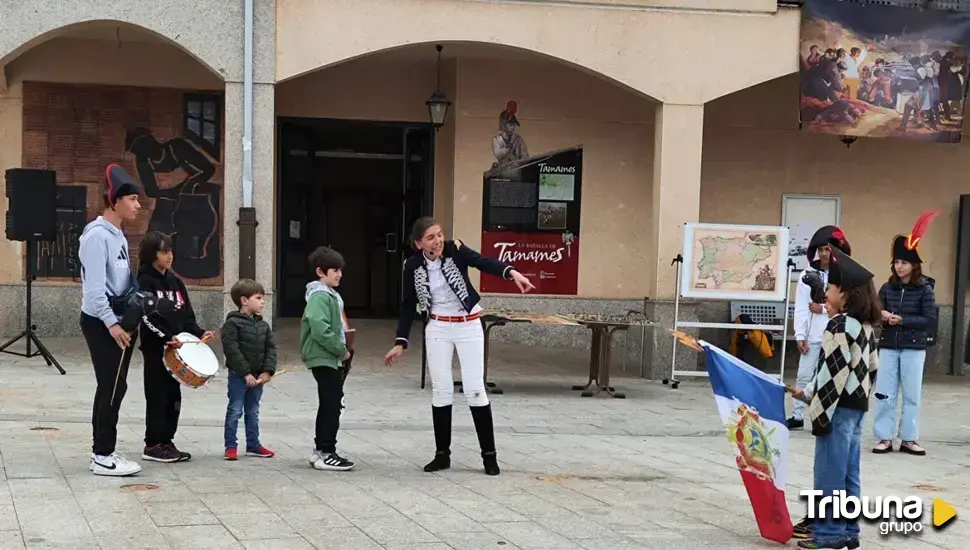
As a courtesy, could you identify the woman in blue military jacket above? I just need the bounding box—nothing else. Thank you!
[385,217,535,476]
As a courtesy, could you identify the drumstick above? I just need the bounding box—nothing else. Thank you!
[110,345,128,407]
[786,385,812,404]
[256,369,287,385]
[180,332,218,345]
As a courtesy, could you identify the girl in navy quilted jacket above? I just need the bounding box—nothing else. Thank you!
[871,210,941,457]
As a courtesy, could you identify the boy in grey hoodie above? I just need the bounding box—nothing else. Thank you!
[79,163,145,477]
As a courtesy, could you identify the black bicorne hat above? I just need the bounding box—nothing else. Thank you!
[807,225,852,262]
[828,248,874,290]
[891,209,942,265]
[103,163,143,207]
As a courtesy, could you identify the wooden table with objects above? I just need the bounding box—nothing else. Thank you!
[419,310,657,398]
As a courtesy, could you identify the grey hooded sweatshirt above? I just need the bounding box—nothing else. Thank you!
[79,216,134,328]
[306,281,347,343]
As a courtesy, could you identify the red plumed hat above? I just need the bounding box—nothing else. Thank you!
[807,225,851,262]
[891,210,942,264]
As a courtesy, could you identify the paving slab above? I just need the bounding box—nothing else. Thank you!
[0,320,968,548]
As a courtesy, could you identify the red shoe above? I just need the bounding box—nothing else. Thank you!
[246,446,275,458]
[224,448,238,461]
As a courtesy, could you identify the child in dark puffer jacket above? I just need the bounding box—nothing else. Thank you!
[222,279,277,461]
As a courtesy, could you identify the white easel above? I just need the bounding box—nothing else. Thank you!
[663,223,795,389]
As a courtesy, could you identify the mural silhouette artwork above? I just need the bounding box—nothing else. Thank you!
[125,127,221,280]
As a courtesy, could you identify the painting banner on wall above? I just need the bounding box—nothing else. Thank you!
[480,231,579,295]
[799,0,970,143]
[680,223,790,302]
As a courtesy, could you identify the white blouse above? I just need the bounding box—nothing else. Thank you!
[425,256,481,317]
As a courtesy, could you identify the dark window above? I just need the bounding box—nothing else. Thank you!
[183,93,222,159]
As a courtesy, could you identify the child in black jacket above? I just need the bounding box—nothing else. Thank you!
[137,231,213,463]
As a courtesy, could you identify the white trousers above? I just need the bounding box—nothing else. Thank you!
[426,319,489,407]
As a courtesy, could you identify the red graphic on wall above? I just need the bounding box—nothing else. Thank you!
[480,231,579,295]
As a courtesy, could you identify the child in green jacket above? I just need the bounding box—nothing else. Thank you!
[301,246,354,471]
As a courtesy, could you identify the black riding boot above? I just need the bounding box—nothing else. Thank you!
[470,404,500,475]
[424,405,452,472]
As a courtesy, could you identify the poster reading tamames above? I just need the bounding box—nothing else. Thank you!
[480,103,583,295]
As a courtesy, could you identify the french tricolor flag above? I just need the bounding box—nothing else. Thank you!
[701,341,794,544]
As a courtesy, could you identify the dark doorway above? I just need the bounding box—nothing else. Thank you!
[276,118,434,319]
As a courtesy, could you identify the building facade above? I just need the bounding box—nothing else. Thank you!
[0,0,967,376]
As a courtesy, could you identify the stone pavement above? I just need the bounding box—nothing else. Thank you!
[0,320,969,549]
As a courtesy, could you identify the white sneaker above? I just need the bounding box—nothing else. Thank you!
[312,451,355,471]
[90,452,142,477]
[308,450,322,467]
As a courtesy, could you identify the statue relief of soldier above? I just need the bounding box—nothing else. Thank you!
[124,126,221,280]
[489,101,530,177]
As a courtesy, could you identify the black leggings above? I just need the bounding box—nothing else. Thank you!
[80,313,137,456]
[143,349,181,447]
[312,366,345,453]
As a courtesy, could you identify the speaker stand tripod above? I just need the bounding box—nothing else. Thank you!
[0,239,65,374]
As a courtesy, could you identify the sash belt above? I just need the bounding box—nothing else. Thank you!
[429,312,481,323]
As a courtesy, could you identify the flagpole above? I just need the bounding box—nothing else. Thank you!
[779,258,796,382]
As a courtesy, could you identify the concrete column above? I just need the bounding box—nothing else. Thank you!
[223,0,276,322]
[650,103,704,300]
[223,81,277,319]
[0,81,24,285]
[637,102,705,379]
[223,82,242,316]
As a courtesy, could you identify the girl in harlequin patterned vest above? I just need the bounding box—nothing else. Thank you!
[791,248,881,550]
[789,225,853,432]
[871,210,941,457]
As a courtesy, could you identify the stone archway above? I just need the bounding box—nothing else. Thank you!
[275,39,666,301]
[0,19,234,334]
[0,9,236,80]
[276,0,802,104]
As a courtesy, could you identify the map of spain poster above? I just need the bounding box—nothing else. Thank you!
[680,223,791,302]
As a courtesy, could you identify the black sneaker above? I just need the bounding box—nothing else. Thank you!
[787,417,805,430]
[142,444,181,463]
[166,444,192,462]
[792,517,813,539]
[311,452,355,471]
[797,539,851,549]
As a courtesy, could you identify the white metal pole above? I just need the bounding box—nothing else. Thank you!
[242,0,254,208]
[779,262,795,382]
[670,259,682,382]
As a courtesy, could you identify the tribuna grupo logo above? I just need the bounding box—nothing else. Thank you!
[800,490,936,535]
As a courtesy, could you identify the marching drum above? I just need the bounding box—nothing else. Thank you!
[164,332,219,388]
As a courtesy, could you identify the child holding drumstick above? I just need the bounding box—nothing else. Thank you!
[137,231,215,464]
[222,279,278,461]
